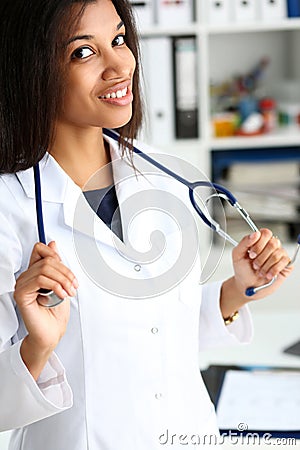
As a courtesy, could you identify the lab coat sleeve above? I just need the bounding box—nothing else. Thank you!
[199,280,253,350]
[0,209,73,431]
[0,321,73,431]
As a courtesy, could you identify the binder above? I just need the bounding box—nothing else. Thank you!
[232,0,258,23]
[173,36,198,139]
[286,0,300,17]
[207,0,232,24]
[139,37,175,145]
[156,0,194,26]
[130,0,154,29]
[201,365,300,439]
[258,0,287,21]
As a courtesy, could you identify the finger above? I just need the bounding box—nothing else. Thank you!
[37,260,78,294]
[251,234,281,269]
[48,240,59,253]
[26,258,77,293]
[259,251,292,280]
[15,273,69,301]
[247,228,274,260]
[17,267,77,300]
[29,242,61,267]
[232,230,261,261]
[15,256,78,302]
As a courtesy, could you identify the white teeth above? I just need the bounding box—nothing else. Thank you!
[100,87,128,99]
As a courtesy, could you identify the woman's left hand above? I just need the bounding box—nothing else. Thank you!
[232,228,293,301]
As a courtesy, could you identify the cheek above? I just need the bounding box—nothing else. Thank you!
[128,48,136,76]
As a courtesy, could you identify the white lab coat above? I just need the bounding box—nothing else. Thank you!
[0,136,252,449]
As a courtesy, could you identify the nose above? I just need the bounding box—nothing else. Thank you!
[101,48,135,81]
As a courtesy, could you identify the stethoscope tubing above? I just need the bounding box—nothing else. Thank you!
[33,165,65,307]
[33,129,299,305]
[103,129,293,297]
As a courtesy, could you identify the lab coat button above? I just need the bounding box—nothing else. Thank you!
[134,264,141,272]
[151,327,159,334]
[155,393,163,400]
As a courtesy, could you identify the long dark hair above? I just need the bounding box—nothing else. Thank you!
[0,0,143,174]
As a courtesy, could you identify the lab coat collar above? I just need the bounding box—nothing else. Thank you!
[16,136,153,244]
[16,135,144,203]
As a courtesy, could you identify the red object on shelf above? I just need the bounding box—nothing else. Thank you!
[259,97,277,132]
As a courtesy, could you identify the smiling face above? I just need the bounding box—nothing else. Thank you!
[59,0,136,131]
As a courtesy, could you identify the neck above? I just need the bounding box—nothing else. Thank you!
[49,125,113,189]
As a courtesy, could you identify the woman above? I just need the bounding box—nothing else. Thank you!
[0,0,293,449]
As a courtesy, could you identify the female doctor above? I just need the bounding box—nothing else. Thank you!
[0,0,293,449]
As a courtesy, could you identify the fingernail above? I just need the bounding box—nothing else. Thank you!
[266,272,273,280]
[249,232,258,239]
[253,262,260,270]
[73,278,79,289]
[61,289,68,298]
[249,251,257,259]
[70,287,77,297]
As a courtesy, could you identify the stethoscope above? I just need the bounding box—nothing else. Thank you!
[33,128,300,307]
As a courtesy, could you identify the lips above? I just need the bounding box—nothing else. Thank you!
[99,86,128,99]
[98,82,133,106]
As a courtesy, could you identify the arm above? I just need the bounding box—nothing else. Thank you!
[199,229,292,350]
[15,241,78,380]
[0,240,77,431]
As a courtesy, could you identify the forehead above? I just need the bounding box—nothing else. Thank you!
[73,0,121,33]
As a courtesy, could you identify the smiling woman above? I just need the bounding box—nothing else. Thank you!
[0,0,142,175]
[58,2,136,138]
[0,0,294,449]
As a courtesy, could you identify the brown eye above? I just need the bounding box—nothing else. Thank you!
[71,46,94,60]
[112,34,126,47]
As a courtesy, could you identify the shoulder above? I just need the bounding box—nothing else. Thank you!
[0,171,28,214]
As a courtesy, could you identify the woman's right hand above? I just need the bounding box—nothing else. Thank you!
[14,241,78,379]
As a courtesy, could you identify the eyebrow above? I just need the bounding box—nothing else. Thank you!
[66,21,125,46]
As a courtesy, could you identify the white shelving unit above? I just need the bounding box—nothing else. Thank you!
[138,4,300,239]
[140,15,300,156]
[136,3,300,311]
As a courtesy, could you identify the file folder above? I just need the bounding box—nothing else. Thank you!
[139,37,175,145]
[287,0,300,17]
[130,0,154,29]
[233,0,258,23]
[156,0,194,26]
[259,0,287,22]
[201,365,300,439]
[173,36,198,139]
[207,0,232,24]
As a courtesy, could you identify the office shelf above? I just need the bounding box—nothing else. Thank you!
[136,2,300,246]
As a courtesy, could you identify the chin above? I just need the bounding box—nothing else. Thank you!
[103,112,133,130]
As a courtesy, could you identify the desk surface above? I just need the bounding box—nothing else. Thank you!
[199,310,300,448]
